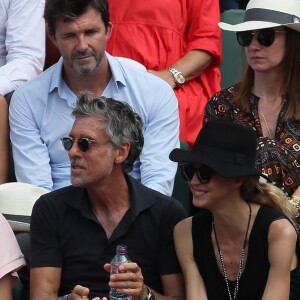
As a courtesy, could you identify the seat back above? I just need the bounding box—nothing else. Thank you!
[171,141,193,216]
[8,142,16,182]
[0,182,48,232]
[12,280,23,300]
[220,9,246,88]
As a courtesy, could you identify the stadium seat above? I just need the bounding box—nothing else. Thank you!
[171,141,193,216]
[220,9,246,88]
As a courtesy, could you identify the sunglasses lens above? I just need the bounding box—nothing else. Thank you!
[61,137,73,151]
[180,165,213,183]
[236,31,252,47]
[237,29,276,47]
[196,166,213,183]
[77,138,90,152]
[181,164,195,181]
[257,29,275,46]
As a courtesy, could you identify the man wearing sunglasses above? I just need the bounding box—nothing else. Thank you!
[29,94,186,300]
[9,0,179,197]
[204,0,300,203]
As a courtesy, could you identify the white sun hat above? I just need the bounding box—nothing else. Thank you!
[0,182,48,232]
[219,0,300,32]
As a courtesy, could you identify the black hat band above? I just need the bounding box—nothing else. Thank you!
[196,144,254,165]
[244,8,299,24]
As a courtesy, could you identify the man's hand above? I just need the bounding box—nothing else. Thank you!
[69,285,101,300]
[104,262,145,300]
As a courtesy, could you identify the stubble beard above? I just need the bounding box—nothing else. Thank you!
[72,51,103,76]
[70,147,114,188]
[70,172,89,187]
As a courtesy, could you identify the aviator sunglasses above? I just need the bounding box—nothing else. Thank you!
[236,28,286,47]
[61,136,108,152]
[180,164,214,183]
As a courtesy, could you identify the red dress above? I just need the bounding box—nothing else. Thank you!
[107,0,222,147]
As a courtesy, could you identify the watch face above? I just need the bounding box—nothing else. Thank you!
[176,73,185,84]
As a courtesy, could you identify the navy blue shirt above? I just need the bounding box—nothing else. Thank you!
[30,175,186,298]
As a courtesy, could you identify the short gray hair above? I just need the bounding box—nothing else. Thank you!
[72,93,144,173]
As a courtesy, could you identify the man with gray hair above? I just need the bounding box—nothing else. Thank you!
[29,94,186,300]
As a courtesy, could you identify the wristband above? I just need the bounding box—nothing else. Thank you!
[144,285,155,300]
[287,195,300,216]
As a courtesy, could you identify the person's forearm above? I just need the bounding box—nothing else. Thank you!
[31,293,70,300]
[148,50,214,89]
[2,0,45,95]
[0,94,9,183]
[139,285,185,300]
[31,295,57,300]
[0,274,13,300]
[169,49,213,82]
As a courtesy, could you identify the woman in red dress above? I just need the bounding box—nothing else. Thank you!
[106,0,222,147]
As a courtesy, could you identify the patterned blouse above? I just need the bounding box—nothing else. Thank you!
[204,86,300,197]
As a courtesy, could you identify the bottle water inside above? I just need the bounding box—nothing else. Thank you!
[109,245,132,300]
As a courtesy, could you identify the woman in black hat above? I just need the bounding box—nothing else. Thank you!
[204,0,300,211]
[170,119,300,300]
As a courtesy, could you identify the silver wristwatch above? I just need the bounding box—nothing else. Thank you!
[145,286,155,300]
[167,67,186,87]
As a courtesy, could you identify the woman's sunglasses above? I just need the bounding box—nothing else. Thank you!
[180,164,213,183]
[61,136,108,152]
[236,29,286,47]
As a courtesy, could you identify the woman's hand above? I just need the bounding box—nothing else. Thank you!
[148,70,177,89]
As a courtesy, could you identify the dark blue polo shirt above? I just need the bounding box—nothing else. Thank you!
[30,175,186,298]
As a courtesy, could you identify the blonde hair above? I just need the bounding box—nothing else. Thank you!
[241,176,298,227]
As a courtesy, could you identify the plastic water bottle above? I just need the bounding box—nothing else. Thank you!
[109,245,132,300]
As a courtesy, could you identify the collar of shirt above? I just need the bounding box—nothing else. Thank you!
[64,175,158,219]
[48,52,128,98]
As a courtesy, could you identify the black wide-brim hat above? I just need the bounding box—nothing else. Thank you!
[170,119,270,181]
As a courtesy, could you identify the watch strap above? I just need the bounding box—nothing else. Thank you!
[145,285,155,300]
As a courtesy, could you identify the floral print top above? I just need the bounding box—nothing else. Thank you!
[204,86,300,196]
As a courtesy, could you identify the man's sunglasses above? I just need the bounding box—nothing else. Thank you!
[61,136,108,152]
[180,164,213,183]
[236,29,286,47]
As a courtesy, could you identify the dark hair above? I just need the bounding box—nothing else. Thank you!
[45,0,110,36]
[234,28,300,120]
[72,93,144,173]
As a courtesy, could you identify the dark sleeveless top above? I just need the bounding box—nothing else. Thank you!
[192,205,300,300]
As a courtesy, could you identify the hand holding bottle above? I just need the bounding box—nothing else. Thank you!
[105,261,144,299]
[107,245,145,300]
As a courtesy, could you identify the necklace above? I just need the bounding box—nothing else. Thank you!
[212,202,252,300]
[258,105,272,137]
[258,98,284,139]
